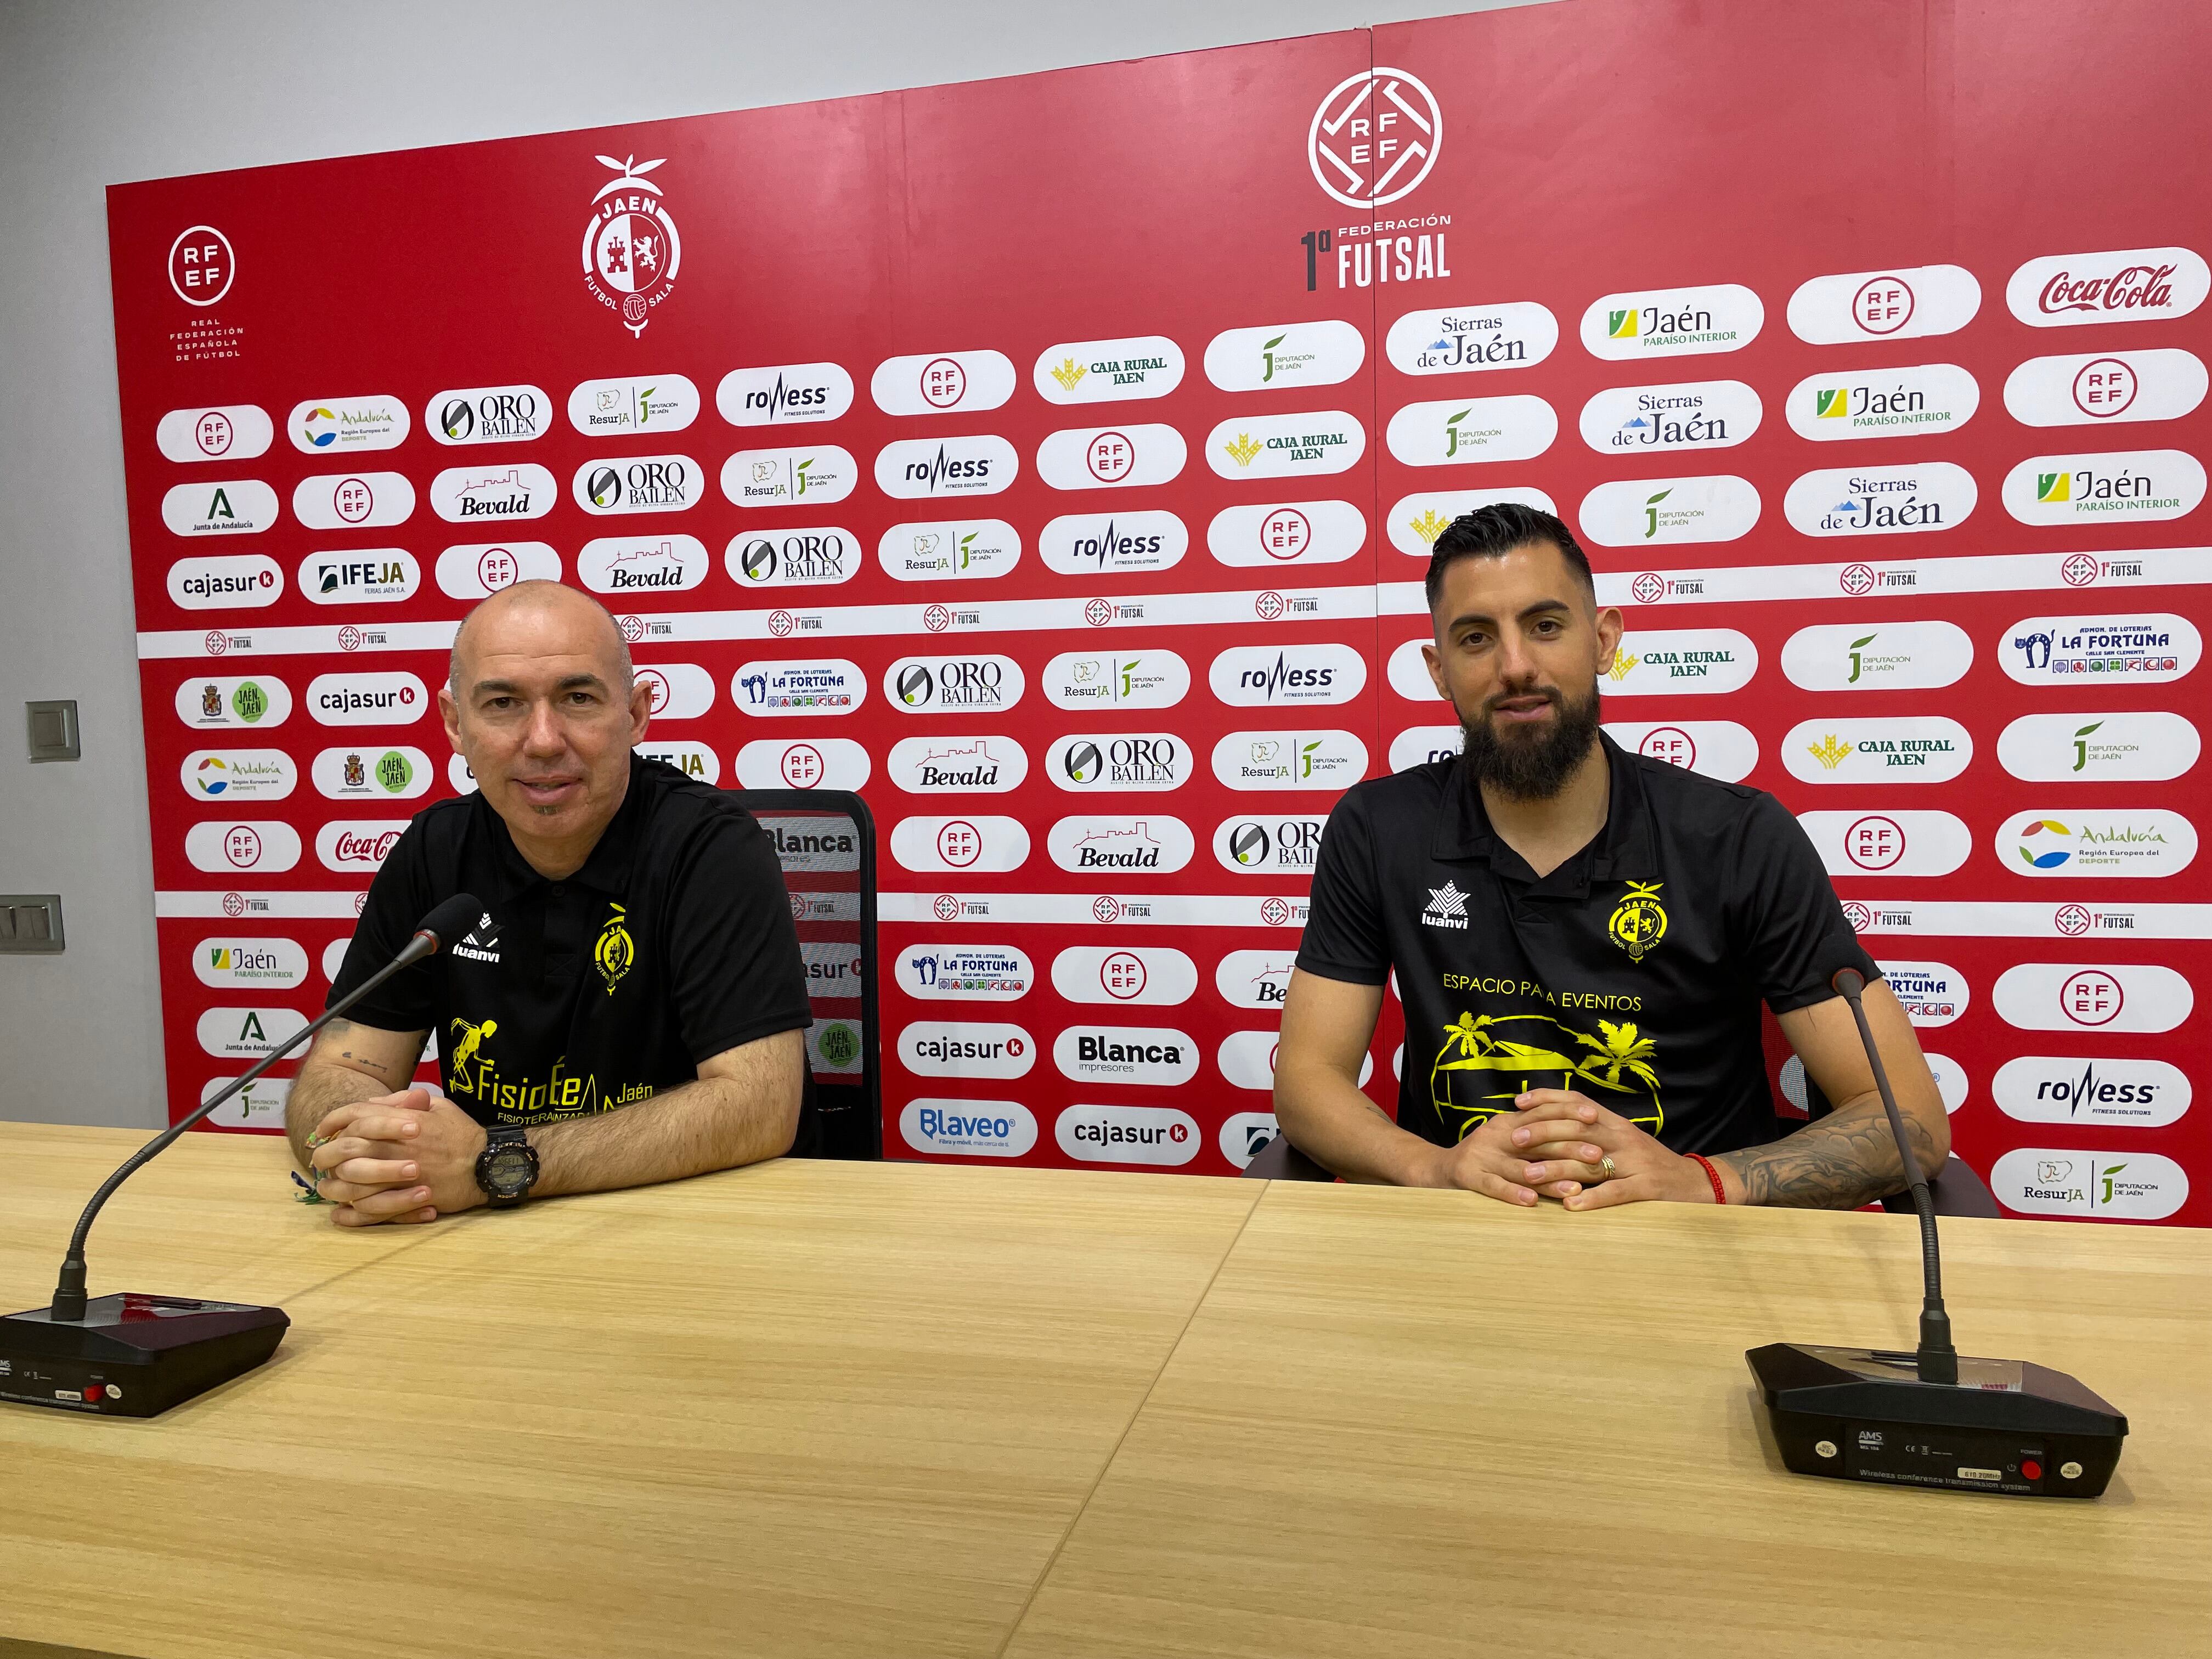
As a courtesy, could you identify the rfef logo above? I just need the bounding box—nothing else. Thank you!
[168,225,235,306]
[1307,67,1442,209]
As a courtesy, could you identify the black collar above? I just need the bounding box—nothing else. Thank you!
[472,753,648,904]
[1432,732,1658,893]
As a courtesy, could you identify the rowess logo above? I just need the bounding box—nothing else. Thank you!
[1208,644,1365,706]
[899,1099,1039,1158]
[428,385,549,445]
[1214,814,1327,874]
[728,529,855,587]
[1307,66,1442,209]
[874,437,1017,499]
[1992,1057,2191,1128]
[1054,1102,1201,1166]
[716,362,857,427]
[1037,511,1188,574]
[1049,733,1190,791]
[306,672,426,727]
[885,655,1024,713]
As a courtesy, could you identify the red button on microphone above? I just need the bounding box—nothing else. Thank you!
[2022,1459,2042,1481]
[82,1385,104,1403]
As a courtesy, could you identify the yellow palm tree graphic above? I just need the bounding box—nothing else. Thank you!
[1568,1019,1658,1092]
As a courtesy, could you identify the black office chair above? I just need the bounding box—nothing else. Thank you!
[729,788,881,1161]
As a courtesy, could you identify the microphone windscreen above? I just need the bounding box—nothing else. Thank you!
[414,893,484,953]
[1831,967,1867,999]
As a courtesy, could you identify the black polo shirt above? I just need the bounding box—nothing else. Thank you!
[1297,735,1878,1155]
[330,754,817,1150]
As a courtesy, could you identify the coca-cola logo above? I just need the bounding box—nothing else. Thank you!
[2040,263,2177,315]
[334,830,402,863]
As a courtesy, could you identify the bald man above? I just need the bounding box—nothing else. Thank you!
[288,581,815,1225]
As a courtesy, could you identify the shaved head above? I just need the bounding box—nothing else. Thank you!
[449,581,631,698]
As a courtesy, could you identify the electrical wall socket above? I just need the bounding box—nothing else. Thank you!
[0,895,66,952]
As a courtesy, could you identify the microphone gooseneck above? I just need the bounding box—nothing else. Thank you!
[47,894,479,1322]
[1830,967,1957,1386]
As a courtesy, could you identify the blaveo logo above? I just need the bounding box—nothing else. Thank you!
[899,1099,1038,1158]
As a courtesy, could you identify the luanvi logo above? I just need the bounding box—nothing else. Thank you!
[1422,880,1470,930]
[452,911,503,964]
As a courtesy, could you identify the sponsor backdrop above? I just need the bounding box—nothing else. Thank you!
[110,0,2211,1222]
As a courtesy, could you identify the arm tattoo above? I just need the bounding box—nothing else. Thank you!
[1718,1104,1944,1210]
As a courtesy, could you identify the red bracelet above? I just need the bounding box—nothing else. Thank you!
[1686,1153,1728,1205]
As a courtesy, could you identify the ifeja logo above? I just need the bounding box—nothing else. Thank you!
[582,154,681,338]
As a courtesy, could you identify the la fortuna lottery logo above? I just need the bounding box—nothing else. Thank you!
[583,154,681,337]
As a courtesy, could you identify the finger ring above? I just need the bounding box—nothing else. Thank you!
[1600,1155,1619,1180]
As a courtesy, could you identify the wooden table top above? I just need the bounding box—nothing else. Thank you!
[3,1124,2207,1659]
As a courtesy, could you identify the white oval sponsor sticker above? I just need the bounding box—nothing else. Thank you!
[200,1074,292,1131]
[2005,247,2210,329]
[292,472,414,531]
[428,464,558,522]
[1210,644,1367,707]
[726,526,860,588]
[1391,396,1556,465]
[1203,321,1367,392]
[1214,950,1300,1011]
[1992,962,2192,1032]
[1040,653,1190,712]
[157,405,274,462]
[898,1019,1035,1079]
[1877,960,1970,1028]
[1997,810,2197,878]
[1046,732,1195,792]
[732,738,871,790]
[721,446,859,507]
[730,659,866,718]
[889,815,1030,873]
[166,554,283,610]
[2000,448,2206,526]
[1579,380,1760,454]
[1782,462,1977,537]
[635,741,720,785]
[1993,1057,2191,1128]
[577,533,710,594]
[1385,301,1558,375]
[1579,283,1763,360]
[1579,475,1760,547]
[1033,425,1191,492]
[1384,489,1558,557]
[1212,814,1329,875]
[310,745,432,800]
[426,385,551,445]
[1781,620,1974,691]
[871,351,1017,415]
[565,375,701,436]
[161,480,280,537]
[1054,1102,1200,1166]
[1990,1148,2188,1220]
[758,816,865,871]
[800,939,865,1002]
[873,436,1018,499]
[2002,349,2208,427]
[176,675,291,730]
[307,672,427,727]
[1052,946,1199,1006]
[1032,336,1185,404]
[193,936,308,989]
[180,749,295,802]
[877,518,1021,581]
[1389,725,1464,772]
[1601,721,1759,782]
[883,654,1025,714]
[1218,1031,1372,1091]
[1206,411,1367,479]
[433,541,560,599]
[714,363,854,427]
[296,548,420,605]
[1784,365,1977,441]
[289,396,409,454]
[572,455,701,515]
[1781,717,1972,783]
[1999,613,2200,685]
[1996,711,2200,782]
[316,820,407,873]
[887,735,1028,794]
[197,1006,310,1060]
[1220,1111,1283,1170]
[1210,730,1368,789]
[1602,629,1758,696]
[184,820,302,873]
[1799,811,1972,877]
[1781,1051,1968,1115]
[1209,500,1368,566]
[1039,511,1188,575]
[1785,264,1983,344]
[1054,1025,1199,1087]
[899,1098,1038,1158]
[895,945,1035,1001]
[633,663,715,721]
[1047,815,1194,874]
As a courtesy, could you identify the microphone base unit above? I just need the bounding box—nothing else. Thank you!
[0,1293,289,1419]
[1747,1342,2126,1498]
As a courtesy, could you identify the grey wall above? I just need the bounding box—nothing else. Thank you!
[0,0,1550,1127]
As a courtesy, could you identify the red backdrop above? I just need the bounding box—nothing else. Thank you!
[109,0,2212,1222]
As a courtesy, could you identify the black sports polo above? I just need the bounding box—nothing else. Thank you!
[330,754,817,1150]
[1297,735,1878,1155]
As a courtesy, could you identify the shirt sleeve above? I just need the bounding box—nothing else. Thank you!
[325,820,438,1033]
[1295,787,1390,986]
[1729,791,1881,1014]
[661,806,815,1062]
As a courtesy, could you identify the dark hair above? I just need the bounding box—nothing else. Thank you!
[1424,503,1596,610]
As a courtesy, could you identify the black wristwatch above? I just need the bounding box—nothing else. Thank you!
[475,1124,539,1207]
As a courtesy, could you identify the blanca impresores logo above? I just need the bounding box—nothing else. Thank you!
[582,154,681,338]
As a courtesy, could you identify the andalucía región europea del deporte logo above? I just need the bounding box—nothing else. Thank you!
[583,155,681,338]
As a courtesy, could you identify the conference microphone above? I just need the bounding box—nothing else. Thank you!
[1747,967,2128,1498]
[0,893,482,1419]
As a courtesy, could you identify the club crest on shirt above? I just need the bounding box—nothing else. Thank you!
[1606,880,1669,962]
[594,902,636,995]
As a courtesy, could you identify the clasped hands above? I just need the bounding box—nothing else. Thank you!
[303,1087,490,1227]
[1426,1088,1733,1210]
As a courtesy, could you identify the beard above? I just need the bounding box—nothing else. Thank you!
[1458,676,1603,800]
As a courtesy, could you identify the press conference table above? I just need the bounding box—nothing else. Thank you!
[1,1125,2207,1659]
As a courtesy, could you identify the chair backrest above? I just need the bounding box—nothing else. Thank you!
[727,789,881,1160]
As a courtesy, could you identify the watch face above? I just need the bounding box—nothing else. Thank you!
[486,1146,534,1195]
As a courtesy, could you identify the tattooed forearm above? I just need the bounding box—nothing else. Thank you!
[1716,1099,1945,1210]
[284,1019,432,1164]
